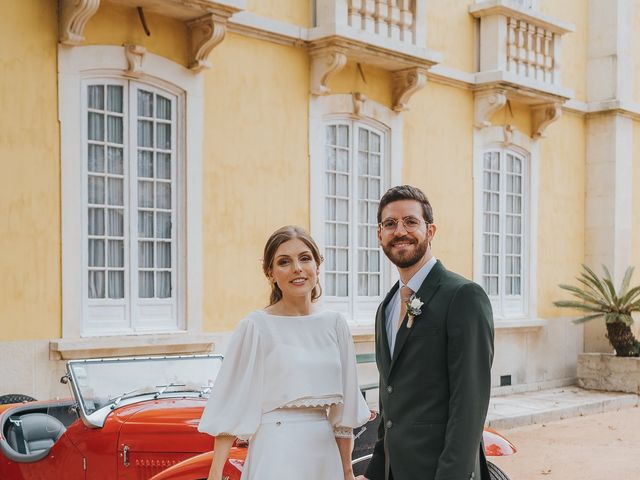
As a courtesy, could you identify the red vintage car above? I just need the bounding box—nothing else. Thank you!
[0,355,516,480]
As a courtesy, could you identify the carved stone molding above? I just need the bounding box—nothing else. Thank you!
[531,103,562,138]
[124,44,146,77]
[392,68,428,112]
[474,89,507,128]
[310,49,348,95]
[59,0,101,45]
[352,93,367,117]
[188,13,229,72]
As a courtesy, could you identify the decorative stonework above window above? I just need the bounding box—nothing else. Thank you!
[58,0,245,72]
[309,0,441,111]
[469,0,574,102]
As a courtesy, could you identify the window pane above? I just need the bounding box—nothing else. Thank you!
[368,203,377,224]
[370,154,380,176]
[107,115,123,144]
[325,273,335,296]
[337,249,348,271]
[138,181,154,208]
[139,271,154,298]
[107,178,124,206]
[369,275,380,296]
[369,251,379,272]
[88,176,105,204]
[326,173,336,196]
[156,212,171,239]
[107,147,123,174]
[156,153,171,179]
[138,151,154,178]
[107,240,124,268]
[107,209,124,237]
[88,85,104,110]
[369,178,380,199]
[358,226,367,248]
[358,177,367,199]
[88,144,105,173]
[370,132,381,153]
[325,223,336,245]
[358,274,368,296]
[88,239,105,267]
[325,248,336,271]
[337,273,348,296]
[358,128,368,150]
[157,182,171,209]
[138,90,153,117]
[326,125,336,145]
[157,272,171,298]
[139,241,154,268]
[157,123,171,150]
[337,174,349,196]
[156,243,171,268]
[108,271,124,299]
[337,149,349,172]
[88,271,105,298]
[88,112,104,141]
[138,211,154,238]
[156,96,171,120]
[337,125,349,147]
[88,208,104,236]
[107,85,123,113]
[325,198,336,221]
[138,120,153,147]
[326,147,337,170]
[368,227,377,249]
[336,199,348,221]
[358,152,368,176]
[336,224,348,246]
[358,250,368,271]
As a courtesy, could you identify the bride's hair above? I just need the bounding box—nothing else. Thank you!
[262,225,324,306]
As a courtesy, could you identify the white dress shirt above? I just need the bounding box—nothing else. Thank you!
[385,256,438,356]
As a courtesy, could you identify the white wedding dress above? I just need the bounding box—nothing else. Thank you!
[198,310,370,480]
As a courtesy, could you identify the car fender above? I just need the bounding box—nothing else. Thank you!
[483,427,517,456]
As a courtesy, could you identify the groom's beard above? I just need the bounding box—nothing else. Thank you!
[382,235,429,269]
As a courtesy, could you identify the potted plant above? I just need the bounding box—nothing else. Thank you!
[554,264,640,357]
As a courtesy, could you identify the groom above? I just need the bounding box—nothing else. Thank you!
[357,185,494,480]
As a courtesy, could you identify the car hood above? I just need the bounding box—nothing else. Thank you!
[117,397,212,453]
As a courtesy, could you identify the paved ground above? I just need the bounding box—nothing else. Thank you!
[489,405,640,480]
[486,386,640,480]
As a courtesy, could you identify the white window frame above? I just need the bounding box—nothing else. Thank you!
[310,95,403,326]
[473,126,539,322]
[59,45,204,338]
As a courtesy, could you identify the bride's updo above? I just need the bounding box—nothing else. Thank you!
[262,225,323,306]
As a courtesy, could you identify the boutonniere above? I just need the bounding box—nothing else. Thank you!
[406,294,424,328]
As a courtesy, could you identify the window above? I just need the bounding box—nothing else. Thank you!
[323,122,385,304]
[84,80,179,333]
[309,94,403,325]
[481,149,528,317]
[60,45,204,339]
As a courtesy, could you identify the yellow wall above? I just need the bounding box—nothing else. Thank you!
[426,0,476,73]
[540,0,588,102]
[84,3,188,66]
[330,62,393,108]
[537,112,586,318]
[201,33,311,332]
[404,83,475,278]
[0,1,60,340]
[247,0,311,28]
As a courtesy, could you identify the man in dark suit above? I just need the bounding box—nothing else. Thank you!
[356,185,494,480]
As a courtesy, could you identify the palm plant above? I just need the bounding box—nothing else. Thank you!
[554,264,640,357]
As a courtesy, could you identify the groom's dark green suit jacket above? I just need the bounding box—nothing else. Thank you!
[365,260,494,480]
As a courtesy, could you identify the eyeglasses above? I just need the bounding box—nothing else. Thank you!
[378,216,426,232]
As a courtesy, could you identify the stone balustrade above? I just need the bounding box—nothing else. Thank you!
[506,17,555,84]
[346,0,417,45]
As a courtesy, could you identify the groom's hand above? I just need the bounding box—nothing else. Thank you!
[354,476,369,480]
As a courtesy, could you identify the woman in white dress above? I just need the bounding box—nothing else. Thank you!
[198,225,371,480]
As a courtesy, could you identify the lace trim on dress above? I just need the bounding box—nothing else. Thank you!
[333,426,353,438]
[282,396,343,409]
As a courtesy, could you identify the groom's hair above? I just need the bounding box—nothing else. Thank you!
[377,185,434,224]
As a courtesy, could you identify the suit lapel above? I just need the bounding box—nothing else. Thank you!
[389,260,445,374]
[376,281,398,379]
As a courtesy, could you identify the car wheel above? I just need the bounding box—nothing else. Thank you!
[0,394,37,405]
[488,461,511,480]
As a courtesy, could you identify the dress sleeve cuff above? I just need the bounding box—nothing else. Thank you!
[333,426,353,438]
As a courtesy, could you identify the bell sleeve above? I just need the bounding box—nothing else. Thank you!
[198,315,263,440]
[328,313,371,438]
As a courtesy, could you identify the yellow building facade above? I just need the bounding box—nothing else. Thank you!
[0,0,638,398]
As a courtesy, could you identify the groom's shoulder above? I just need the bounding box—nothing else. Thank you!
[436,266,481,294]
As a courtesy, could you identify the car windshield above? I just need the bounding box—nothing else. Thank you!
[67,355,222,423]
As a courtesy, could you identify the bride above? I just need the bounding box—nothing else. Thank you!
[198,225,371,480]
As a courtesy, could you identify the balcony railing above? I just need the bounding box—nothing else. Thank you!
[470,0,574,97]
[346,0,417,46]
